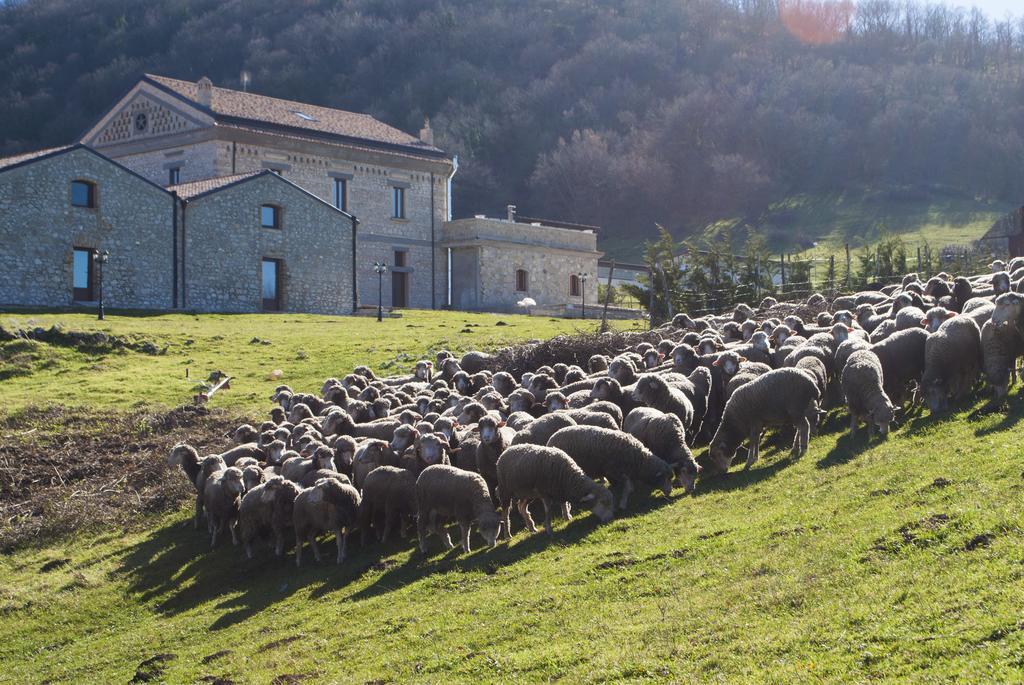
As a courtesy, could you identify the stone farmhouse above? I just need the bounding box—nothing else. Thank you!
[0,75,600,315]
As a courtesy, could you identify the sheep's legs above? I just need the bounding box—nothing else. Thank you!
[500,498,514,540]
[561,501,572,521]
[381,503,395,543]
[460,523,472,553]
[228,519,239,546]
[541,498,554,536]
[335,528,346,564]
[295,532,304,567]
[517,500,538,533]
[744,429,760,470]
[193,494,203,530]
[792,417,810,458]
[849,414,858,437]
[417,515,429,553]
[309,533,322,563]
[617,479,633,510]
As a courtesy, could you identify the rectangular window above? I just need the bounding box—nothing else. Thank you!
[261,204,280,229]
[332,178,348,212]
[515,269,528,292]
[262,258,282,311]
[71,181,95,208]
[168,167,181,185]
[72,248,95,301]
[393,250,407,268]
[392,186,406,219]
[570,274,581,297]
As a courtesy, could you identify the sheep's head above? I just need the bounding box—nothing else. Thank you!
[242,465,265,492]
[508,390,535,413]
[750,331,770,353]
[356,440,390,466]
[580,485,615,523]
[370,398,391,419]
[563,367,585,384]
[441,358,461,378]
[923,307,956,333]
[632,375,664,404]
[313,446,335,470]
[477,510,501,548]
[477,416,505,445]
[265,440,287,466]
[167,443,198,468]
[816,312,833,327]
[269,407,286,424]
[590,378,618,401]
[712,352,744,378]
[415,360,433,381]
[544,392,567,412]
[332,436,357,469]
[830,323,853,344]
[607,358,636,385]
[923,377,948,414]
[232,424,258,444]
[433,417,457,443]
[643,349,663,369]
[872,401,895,437]
[671,344,697,371]
[418,433,450,466]
[588,354,609,373]
[697,338,722,355]
[390,425,419,454]
[994,272,1011,295]
[992,293,1024,327]
[643,457,674,497]
[740,320,758,341]
[769,326,793,347]
[222,467,245,496]
[675,459,701,495]
[890,293,912,317]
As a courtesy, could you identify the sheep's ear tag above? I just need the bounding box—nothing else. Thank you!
[946,311,957,319]
[498,421,506,428]
[920,319,929,326]
[712,359,720,366]
[739,356,747,362]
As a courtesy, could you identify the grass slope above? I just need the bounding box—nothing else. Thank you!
[2,396,1023,683]
[601,186,1012,263]
[0,309,641,414]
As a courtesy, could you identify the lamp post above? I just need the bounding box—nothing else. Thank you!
[578,272,588,319]
[94,249,110,320]
[374,261,387,322]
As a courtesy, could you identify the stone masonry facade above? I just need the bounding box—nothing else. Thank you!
[0,147,175,310]
[183,173,353,314]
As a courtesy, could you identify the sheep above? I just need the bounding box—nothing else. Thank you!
[548,425,673,510]
[281,445,335,483]
[495,444,615,536]
[400,432,453,474]
[840,350,895,437]
[460,350,493,374]
[707,368,821,475]
[353,439,400,489]
[869,327,929,408]
[232,424,259,444]
[293,478,361,566]
[359,465,418,543]
[202,466,245,548]
[981,319,1024,401]
[623,407,701,494]
[415,464,500,553]
[167,443,207,529]
[922,315,983,413]
[894,306,927,331]
[557,409,619,431]
[475,415,515,497]
[632,374,694,431]
[298,468,350,489]
[511,412,576,446]
[239,476,302,559]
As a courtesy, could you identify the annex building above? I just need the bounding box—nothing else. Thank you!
[0,75,600,315]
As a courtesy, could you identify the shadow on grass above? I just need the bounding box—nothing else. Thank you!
[695,447,796,496]
[115,493,678,628]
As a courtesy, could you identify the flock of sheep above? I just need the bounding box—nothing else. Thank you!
[167,258,1024,564]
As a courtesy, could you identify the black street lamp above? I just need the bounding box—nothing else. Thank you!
[578,272,588,319]
[94,249,110,320]
[374,261,387,322]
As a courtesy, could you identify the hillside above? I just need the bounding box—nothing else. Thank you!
[1,310,1023,682]
[1,0,1023,241]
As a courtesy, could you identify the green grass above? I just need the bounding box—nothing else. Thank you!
[1,310,1023,683]
[602,186,1013,263]
[2,397,1023,683]
[0,309,642,414]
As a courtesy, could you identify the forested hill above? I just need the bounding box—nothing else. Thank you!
[1,0,1023,244]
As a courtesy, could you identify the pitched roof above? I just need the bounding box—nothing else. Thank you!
[0,145,74,171]
[167,171,262,199]
[143,74,445,159]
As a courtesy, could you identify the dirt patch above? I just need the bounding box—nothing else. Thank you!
[964,532,995,551]
[594,554,638,571]
[130,653,176,683]
[271,675,315,685]
[870,513,952,556]
[257,635,302,653]
[0,404,245,551]
[199,677,236,685]
[0,324,165,355]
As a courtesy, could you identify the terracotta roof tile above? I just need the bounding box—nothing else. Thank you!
[167,171,262,199]
[0,145,74,171]
[145,74,443,157]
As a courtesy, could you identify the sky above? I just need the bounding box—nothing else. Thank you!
[940,0,1021,19]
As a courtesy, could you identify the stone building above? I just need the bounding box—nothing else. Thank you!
[443,214,601,314]
[0,145,176,310]
[0,74,602,316]
[81,74,452,309]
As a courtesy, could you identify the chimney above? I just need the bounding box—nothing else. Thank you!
[419,117,434,146]
[507,204,517,222]
[196,76,213,108]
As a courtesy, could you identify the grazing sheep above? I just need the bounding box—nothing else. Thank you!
[840,350,894,437]
[293,478,361,566]
[922,315,983,413]
[548,426,673,510]
[707,368,821,475]
[359,465,418,543]
[202,466,245,548]
[623,407,701,494]
[511,412,577,446]
[495,444,615,536]
[869,327,929,408]
[632,374,694,431]
[981,319,1024,401]
[353,439,400,489]
[239,476,302,559]
[415,465,500,553]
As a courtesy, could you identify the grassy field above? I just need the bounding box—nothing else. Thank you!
[602,186,1012,263]
[0,309,641,415]
[1,310,1023,683]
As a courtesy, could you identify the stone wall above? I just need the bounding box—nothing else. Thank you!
[115,141,221,187]
[0,147,175,310]
[183,173,353,314]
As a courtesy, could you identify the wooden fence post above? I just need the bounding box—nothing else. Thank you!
[600,260,615,333]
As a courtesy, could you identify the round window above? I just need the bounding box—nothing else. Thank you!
[134,112,148,132]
